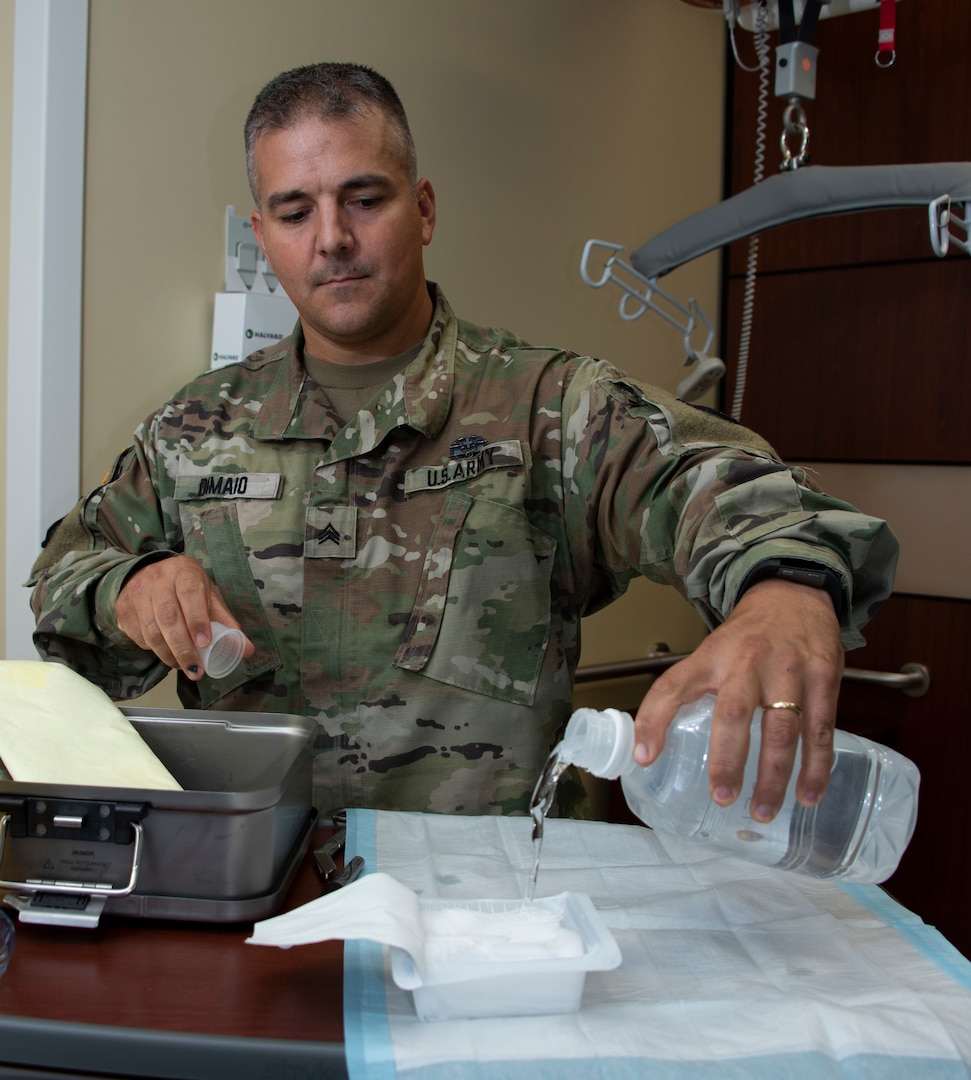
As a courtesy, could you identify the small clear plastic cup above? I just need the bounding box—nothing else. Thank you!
[198,621,245,679]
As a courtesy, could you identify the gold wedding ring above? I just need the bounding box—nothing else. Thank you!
[763,701,803,718]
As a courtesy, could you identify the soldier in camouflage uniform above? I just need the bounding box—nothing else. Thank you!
[29,63,898,821]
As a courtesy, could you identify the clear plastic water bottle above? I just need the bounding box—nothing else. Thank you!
[0,909,13,978]
[559,694,920,883]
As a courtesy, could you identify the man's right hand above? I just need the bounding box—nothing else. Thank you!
[115,555,254,679]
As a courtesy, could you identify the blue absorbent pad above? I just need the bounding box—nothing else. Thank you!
[342,809,971,1080]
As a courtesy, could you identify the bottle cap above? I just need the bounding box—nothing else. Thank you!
[561,708,635,779]
[198,621,245,679]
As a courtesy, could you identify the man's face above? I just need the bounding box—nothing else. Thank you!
[250,110,436,364]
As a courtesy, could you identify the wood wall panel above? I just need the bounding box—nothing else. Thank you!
[723,0,970,465]
[723,259,971,462]
[722,0,971,959]
[722,0,970,465]
[728,0,971,275]
[726,206,945,278]
[837,594,971,960]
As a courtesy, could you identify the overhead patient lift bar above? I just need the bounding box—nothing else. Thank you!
[630,161,971,280]
[580,161,971,399]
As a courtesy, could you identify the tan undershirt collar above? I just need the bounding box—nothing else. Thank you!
[303,344,422,425]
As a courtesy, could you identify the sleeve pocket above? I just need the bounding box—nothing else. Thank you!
[715,471,815,544]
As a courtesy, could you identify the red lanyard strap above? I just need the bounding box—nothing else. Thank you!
[877,0,897,68]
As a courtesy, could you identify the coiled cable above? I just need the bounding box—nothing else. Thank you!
[731,0,771,421]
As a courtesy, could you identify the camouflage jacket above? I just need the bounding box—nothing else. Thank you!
[30,287,898,817]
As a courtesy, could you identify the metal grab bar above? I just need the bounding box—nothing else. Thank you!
[576,653,930,699]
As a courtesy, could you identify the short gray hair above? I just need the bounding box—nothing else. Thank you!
[244,62,417,204]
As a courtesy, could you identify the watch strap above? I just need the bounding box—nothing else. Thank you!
[737,557,845,618]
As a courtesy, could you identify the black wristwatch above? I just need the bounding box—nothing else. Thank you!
[737,557,845,618]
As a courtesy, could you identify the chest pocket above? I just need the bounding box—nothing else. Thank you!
[393,488,556,706]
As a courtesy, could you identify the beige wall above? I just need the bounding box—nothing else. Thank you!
[3,0,727,699]
[796,463,971,602]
